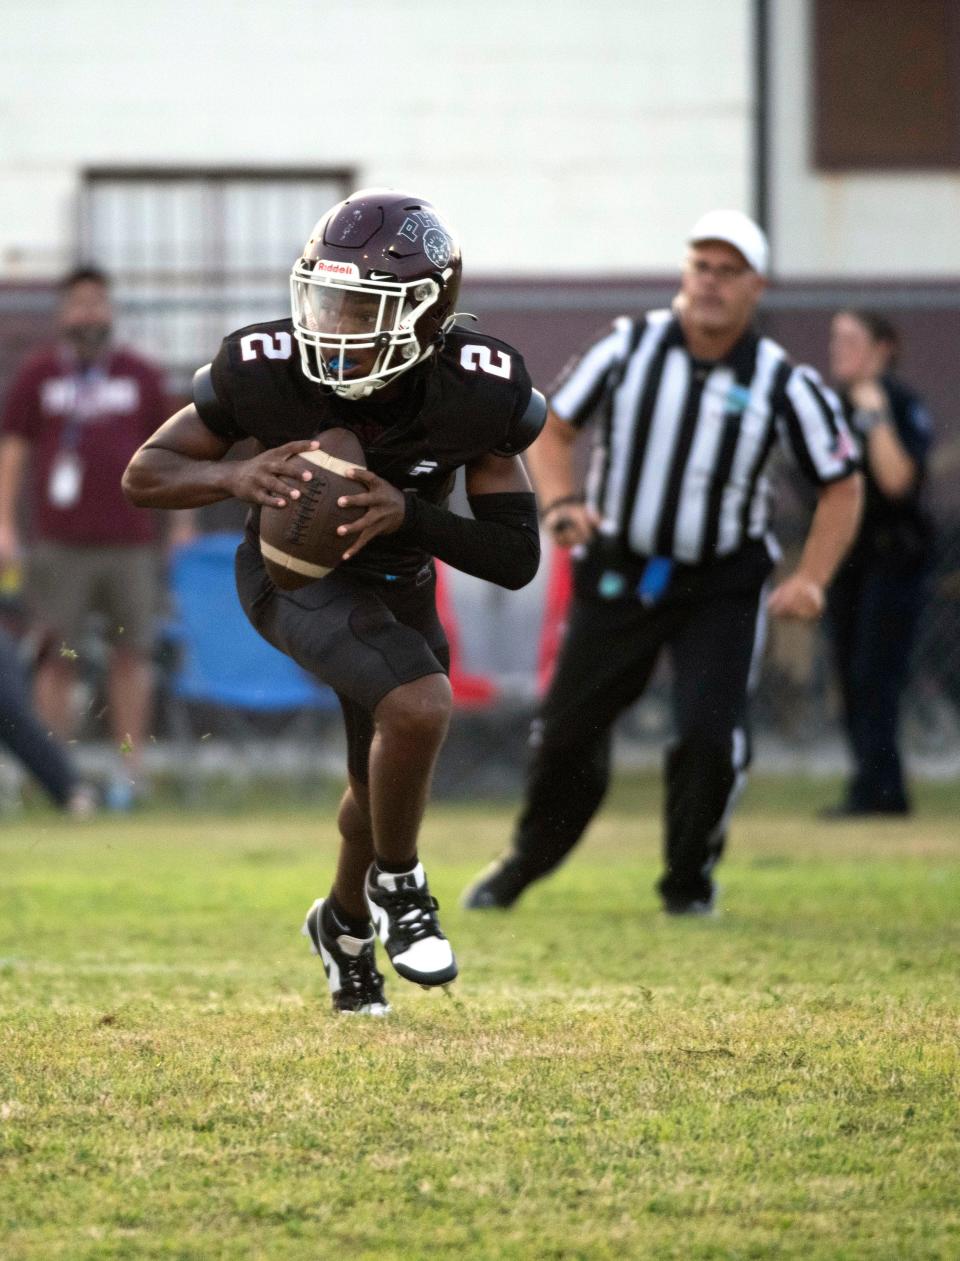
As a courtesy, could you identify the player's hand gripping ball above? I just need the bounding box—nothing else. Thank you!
[259,427,366,589]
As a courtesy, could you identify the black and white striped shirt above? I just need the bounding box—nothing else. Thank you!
[551,310,857,565]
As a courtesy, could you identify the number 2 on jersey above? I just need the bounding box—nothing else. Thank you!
[240,331,293,361]
[460,344,512,379]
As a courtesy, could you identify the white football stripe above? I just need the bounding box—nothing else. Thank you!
[300,449,363,478]
[258,538,332,579]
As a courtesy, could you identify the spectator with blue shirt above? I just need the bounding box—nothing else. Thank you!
[823,309,935,817]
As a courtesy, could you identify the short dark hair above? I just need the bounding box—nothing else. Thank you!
[839,307,900,368]
[60,265,111,293]
[840,307,898,348]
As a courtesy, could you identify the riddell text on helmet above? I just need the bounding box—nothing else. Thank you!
[314,259,360,277]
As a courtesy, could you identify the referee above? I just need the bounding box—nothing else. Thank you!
[463,209,863,917]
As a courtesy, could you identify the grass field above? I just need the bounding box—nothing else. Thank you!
[2,773,959,1260]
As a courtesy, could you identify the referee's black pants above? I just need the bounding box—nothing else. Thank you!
[510,575,767,906]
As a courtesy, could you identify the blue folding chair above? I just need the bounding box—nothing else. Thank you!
[162,532,338,738]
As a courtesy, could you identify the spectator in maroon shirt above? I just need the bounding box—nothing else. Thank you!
[0,267,190,806]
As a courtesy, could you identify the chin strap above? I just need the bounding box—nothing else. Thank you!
[443,311,477,332]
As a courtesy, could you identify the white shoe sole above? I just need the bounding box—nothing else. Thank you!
[367,899,458,987]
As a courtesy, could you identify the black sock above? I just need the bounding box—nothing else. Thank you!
[374,854,419,875]
[323,894,371,939]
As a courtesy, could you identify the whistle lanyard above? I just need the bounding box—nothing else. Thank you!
[47,362,107,511]
[58,363,106,452]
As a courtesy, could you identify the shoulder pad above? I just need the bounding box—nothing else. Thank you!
[493,388,547,457]
[192,362,233,429]
[191,358,248,442]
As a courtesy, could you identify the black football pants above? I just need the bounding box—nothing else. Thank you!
[510,583,766,905]
[235,540,449,782]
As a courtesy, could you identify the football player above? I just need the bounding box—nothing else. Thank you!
[123,190,545,1014]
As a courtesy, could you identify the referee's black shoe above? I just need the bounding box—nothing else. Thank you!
[461,853,536,910]
[662,894,718,918]
[818,800,910,819]
[660,882,718,918]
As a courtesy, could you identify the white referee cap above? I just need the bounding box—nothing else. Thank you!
[688,209,769,277]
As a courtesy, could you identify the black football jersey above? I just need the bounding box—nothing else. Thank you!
[197,319,536,582]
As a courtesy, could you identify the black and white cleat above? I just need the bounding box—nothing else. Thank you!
[302,898,391,1016]
[365,863,458,988]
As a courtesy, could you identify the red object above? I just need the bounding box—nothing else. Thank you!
[434,562,498,708]
[536,544,573,696]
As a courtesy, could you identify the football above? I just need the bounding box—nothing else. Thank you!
[258,427,366,589]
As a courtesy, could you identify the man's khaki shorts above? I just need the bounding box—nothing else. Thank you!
[26,542,159,655]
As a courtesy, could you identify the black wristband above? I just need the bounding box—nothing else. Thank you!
[402,489,421,529]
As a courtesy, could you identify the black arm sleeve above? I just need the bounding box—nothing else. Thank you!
[398,491,540,590]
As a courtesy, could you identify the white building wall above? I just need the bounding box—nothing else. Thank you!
[3,2,958,282]
[0,0,752,276]
[769,0,960,278]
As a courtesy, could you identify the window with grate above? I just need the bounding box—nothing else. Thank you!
[78,168,355,393]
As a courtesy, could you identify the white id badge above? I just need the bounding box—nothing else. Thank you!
[48,451,84,508]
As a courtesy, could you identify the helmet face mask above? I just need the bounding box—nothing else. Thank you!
[290,190,462,400]
[290,266,442,398]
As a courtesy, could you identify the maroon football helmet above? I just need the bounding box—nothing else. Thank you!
[290,188,463,399]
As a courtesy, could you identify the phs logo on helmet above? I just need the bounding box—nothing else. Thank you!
[398,213,452,268]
